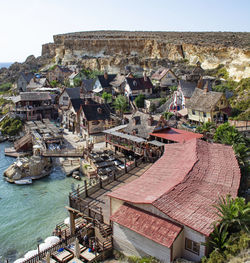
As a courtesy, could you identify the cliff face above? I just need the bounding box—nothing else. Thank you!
[41,31,250,80]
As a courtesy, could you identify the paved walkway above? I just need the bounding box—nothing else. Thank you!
[85,163,152,224]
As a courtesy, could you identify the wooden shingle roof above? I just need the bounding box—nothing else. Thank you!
[186,88,224,111]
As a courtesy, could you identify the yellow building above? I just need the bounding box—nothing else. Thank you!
[186,88,230,123]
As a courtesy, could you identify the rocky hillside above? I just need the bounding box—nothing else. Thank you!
[0,31,249,86]
[42,31,250,80]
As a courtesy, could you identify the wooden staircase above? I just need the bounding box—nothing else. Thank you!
[14,133,32,151]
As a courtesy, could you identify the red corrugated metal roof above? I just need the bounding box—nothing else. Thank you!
[111,204,183,248]
[108,139,241,236]
[150,127,203,143]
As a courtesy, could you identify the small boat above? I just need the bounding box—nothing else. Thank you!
[14,179,33,185]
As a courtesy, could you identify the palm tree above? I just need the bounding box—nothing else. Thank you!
[114,95,128,118]
[213,195,250,233]
[207,224,229,252]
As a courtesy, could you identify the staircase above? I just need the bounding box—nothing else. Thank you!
[14,133,32,151]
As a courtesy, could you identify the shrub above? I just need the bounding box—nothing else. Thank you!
[134,94,145,108]
[102,92,112,103]
[163,112,174,120]
[0,117,23,136]
[0,82,12,93]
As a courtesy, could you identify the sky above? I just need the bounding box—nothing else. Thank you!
[0,0,249,62]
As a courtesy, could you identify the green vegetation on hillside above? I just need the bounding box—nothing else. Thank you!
[102,92,112,103]
[0,82,12,93]
[209,65,250,121]
[81,68,103,79]
[0,117,23,136]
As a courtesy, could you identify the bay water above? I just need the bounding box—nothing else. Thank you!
[0,142,82,262]
[0,63,13,69]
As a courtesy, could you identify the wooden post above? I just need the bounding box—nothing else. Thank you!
[84,180,88,197]
[99,177,102,188]
[69,211,76,236]
[113,171,116,181]
[134,157,137,167]
[37,244,40,260]
[124,157,127,173]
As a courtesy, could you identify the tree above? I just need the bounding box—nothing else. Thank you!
[73,77,82,87]
[213,195,250,234]
[134,94,145,108]
[114,95,128,117]
[214,123,249,165]
[207,224,229,252]
[214,123,244,145]
[102,92,112,103]
[50,80,59,88]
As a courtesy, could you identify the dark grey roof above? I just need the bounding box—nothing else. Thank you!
[179,80,197,98]
[20,72,34,83]
[82,103,111,121]
[97,74,116,88]
[124,111,159,139]
[71,98,84,112]
[186,88,224,111]
[82,79,95,92]
[126,77,154,91]
[13,92,51,103]
[65,87,80,99]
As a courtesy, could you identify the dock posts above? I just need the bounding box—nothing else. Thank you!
[124,158,127,173]
[84,180,88,197]
[134,157,137,167]
[69,211,76,236]
[99,177,102,188]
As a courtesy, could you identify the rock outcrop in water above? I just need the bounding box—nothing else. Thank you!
[42,31,250,80]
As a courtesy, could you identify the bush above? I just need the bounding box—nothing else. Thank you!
[0,117,23,136]
[102,92,112,103]
[159,97,166,106]
[134,94,145,108]
[0,82,12,93]
[163,112,174,120]
[50,80,59,88]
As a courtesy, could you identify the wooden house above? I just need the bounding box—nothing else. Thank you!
[26,76,51,91]
[93,73,116,93]
[151,68,178,91]
[110,74,126,94]
[17,72,34,92]
[169,78,213,112]
[46,65,72,83]
[186,87,230,123]
[107,139,241,262]
[125,75,154,97]
[12,92,52,120]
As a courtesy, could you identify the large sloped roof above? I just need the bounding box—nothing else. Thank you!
[97,74,116,88]
[151,68,174,81]
[13,92,51,103]
[186,88,224,112]
[126,77,154,91]
[108,139,241,236]
[82,103,111,121]
[111,203,183,248]
[65,87,80,99]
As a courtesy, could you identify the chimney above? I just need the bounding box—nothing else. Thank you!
[104,72,108,80]
[197,76,203,89]
[143,71,147,82]
[148,115,154,126]
[203,81,209,93]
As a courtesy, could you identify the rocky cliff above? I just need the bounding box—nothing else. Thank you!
[42,31,250,80]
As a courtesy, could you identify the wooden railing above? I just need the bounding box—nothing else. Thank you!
[69,157,144,203]
[41,149,84,157]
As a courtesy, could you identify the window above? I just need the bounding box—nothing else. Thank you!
[203,112,207,117]
[63,96,68,101]
[185,238,200,255]
[221,100,223,105]
[192,110,196,115]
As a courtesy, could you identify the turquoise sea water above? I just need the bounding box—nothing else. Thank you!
[0,142,82,263]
